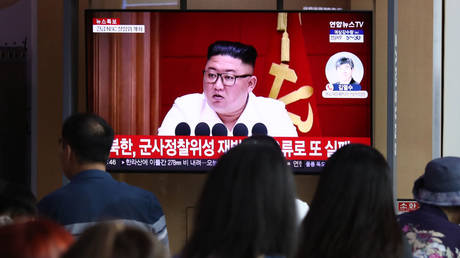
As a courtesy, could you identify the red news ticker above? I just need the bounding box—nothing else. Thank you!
[93,18,120,25]
[109,135,371,160]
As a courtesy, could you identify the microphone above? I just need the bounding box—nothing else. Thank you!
[251,123,268,136]
[233,123,248,136]
[194,122,210,136]
[212,123,228,136]
[175,122,191,136]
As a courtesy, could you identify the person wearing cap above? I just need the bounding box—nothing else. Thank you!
[398,157,460,257]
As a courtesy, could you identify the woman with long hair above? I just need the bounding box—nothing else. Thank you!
[296,144,407,258]
[181,139,297,258]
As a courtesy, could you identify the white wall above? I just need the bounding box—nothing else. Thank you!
[443,0,460,156]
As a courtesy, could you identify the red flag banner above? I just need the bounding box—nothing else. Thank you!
[260,13,322,136]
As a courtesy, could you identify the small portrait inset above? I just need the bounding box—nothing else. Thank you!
[325,52,364,91]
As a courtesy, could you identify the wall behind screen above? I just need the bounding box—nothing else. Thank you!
[396,0,434,197]
[443,0,460,157]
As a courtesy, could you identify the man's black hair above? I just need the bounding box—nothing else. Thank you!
[207,41,258,68]
[62,113,114,164]
[336,56,354,69]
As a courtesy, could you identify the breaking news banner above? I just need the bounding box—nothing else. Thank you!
[106,135,370,172]
[92,18,145,34]
[396,199,420,215]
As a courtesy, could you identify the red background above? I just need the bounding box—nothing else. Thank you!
[157,11,372,138]
[87,11,372,139]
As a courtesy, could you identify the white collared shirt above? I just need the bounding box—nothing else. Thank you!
[158,92,298,137]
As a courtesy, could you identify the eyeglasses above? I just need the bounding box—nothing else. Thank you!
[203,70,252,86]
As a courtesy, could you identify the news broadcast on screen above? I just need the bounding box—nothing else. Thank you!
[86,10,372,173]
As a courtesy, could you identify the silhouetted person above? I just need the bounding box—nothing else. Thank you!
[297,144,410,258]
[241,135,309,224]
[37,113,168,247]
[181,141,297,258]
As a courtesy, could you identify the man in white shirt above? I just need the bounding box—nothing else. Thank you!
[158,41,297,137]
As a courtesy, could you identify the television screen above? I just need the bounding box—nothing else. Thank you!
[86,10,372,173]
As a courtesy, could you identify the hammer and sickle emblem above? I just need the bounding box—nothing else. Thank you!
[279,86,314,133]
[269,63,314,133]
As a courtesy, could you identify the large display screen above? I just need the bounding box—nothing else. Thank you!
[86,10,372,173]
